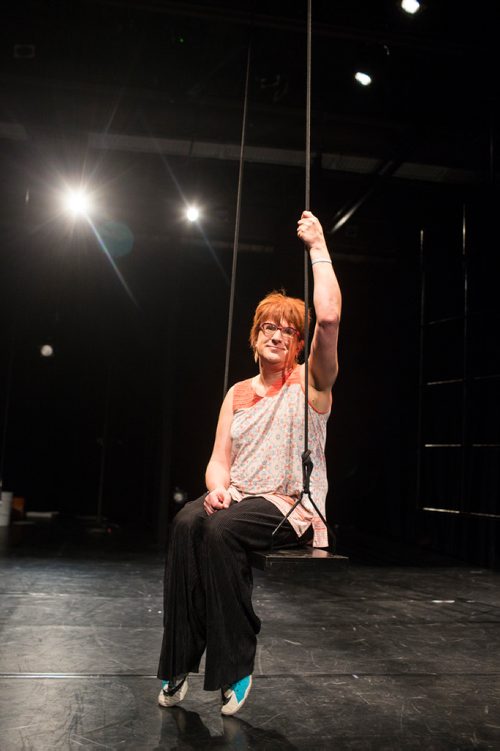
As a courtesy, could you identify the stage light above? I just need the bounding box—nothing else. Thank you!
[354,71,372,87]
[186,206,200,222]
[401,0,421,14]
[64,188,91,218]
[40,344,54,357]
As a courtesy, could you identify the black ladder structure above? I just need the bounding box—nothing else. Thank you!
[417,195,500,565]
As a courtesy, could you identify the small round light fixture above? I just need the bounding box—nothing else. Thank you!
[354,71,372,87]
[173,487,188,504]
[401,0,421,14]
[40,344,54,358]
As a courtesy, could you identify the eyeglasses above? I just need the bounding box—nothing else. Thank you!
[259,322,299,340]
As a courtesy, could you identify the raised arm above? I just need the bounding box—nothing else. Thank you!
[297,210,341,394]
[204,386,234,514]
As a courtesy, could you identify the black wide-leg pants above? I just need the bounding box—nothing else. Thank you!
[157,494,310,691]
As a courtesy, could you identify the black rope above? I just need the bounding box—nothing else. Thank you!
[223,43,252,398]
[302,0,312,488]
[304,0,311,215]
[271,0,337,551]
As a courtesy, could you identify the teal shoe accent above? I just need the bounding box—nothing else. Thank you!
[158,675,189,707]
[221,674,252,715]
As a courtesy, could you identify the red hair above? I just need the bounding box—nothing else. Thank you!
[249,290,310,366]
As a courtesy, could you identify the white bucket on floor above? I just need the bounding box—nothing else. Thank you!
[0,491,13,527]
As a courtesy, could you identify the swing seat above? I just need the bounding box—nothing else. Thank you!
[250,546,349,573]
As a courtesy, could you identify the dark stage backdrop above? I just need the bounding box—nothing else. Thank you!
[0,154,498,566]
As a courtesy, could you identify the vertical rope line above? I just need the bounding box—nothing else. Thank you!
[416,228,426,510]
[303,0,312,457]
[460,203,468,510]
[223,43,252,398]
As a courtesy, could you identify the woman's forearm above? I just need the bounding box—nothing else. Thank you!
[205,459,230,492]
[309,243,342,326]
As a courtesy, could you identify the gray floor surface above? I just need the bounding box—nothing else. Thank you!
[0,531,499,750]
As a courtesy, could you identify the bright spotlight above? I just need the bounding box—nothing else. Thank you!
[40,344,54,358]
[64,188,91,218]
[186,206,200,222]
[401,0,421,14]
[354,71,372,87]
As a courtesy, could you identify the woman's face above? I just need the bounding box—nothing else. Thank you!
[255,318,299,368]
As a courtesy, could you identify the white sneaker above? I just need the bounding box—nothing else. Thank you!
[221,675,252,716]
[158,676,189,707]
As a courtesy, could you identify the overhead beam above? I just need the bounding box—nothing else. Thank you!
[99,0,472,55]
[0,122,483,185]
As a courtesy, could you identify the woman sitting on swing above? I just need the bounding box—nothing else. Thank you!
[157,210,341,715]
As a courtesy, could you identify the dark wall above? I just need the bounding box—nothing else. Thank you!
[0,150,498,565]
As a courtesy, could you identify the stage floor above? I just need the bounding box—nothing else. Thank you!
[0,528,499,750]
